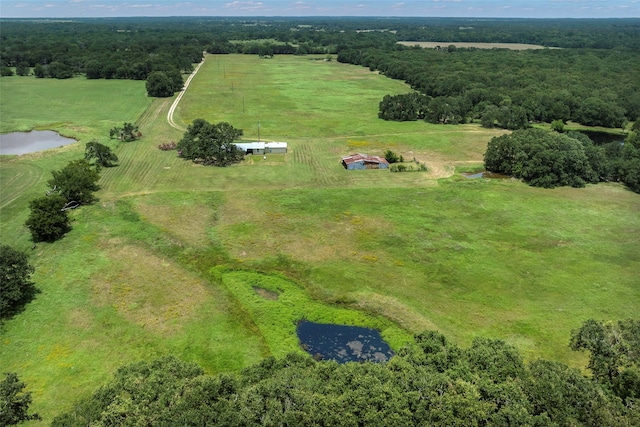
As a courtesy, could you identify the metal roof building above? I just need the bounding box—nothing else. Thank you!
[234,142,287,154]
[341,153,389,170]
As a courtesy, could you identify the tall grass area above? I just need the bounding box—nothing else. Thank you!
[1,55,639,423]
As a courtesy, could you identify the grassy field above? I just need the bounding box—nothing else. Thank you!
[1,54,639,423]
[0,76,152,137]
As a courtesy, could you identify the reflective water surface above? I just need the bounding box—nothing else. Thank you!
[297,321,394,363]
[0,130,76,155]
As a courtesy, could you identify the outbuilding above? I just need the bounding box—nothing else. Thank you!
[341,153,389,170]
[234,142,288,155]
[265,142,288,154]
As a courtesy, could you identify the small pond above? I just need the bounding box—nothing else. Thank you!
[297,320,394,363]
[463,171,511,179]
[0,130,77,155]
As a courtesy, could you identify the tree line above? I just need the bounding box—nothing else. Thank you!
[358,46,639,129]
[391,18,640,50]
[2,17,638,102]
[483,127,640,193]
[44,318,640,426]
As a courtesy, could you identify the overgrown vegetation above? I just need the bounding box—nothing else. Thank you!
[384,149,403,163]
[109,122,141,142]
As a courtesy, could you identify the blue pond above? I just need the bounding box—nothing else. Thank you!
[297,321,394,363]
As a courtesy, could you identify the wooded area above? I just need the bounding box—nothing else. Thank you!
[1,17,639,115]
[50,320,640,426]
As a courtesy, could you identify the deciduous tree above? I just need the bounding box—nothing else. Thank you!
[48,160,100,205]
[145,71,181,97]
[24,195,70,242]
[177,119,245,166]
[84,140,118,170]
[0,245,38,321]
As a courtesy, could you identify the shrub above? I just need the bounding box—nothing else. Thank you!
[384,149,400,164]
[158,142,177,151]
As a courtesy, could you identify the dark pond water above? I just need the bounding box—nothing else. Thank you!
[463,171,511,179]
[0,130,76,155]
[297,321,394,363]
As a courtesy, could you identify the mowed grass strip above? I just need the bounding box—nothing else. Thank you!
[178,54,414,139]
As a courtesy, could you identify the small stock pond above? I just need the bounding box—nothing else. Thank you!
[297,321,394,363]
[0,130,76,155]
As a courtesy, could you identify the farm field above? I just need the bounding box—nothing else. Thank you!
[1,54,639,423]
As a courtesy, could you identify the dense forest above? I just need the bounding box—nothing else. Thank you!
[349,47,639,128]
[44,319,640,426]
[1,18,639,126]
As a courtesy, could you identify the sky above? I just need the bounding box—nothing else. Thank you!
[0,0,639,19]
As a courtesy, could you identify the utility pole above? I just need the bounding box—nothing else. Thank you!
[257,121,261,142]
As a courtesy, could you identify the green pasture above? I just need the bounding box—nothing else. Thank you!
[0,76,152,138]
[1,55,639,423]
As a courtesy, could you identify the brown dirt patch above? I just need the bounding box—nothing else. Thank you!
[91,244,209,335]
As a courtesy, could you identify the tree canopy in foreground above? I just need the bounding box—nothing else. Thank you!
[0,373,41,426]
[52,319,640,426]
